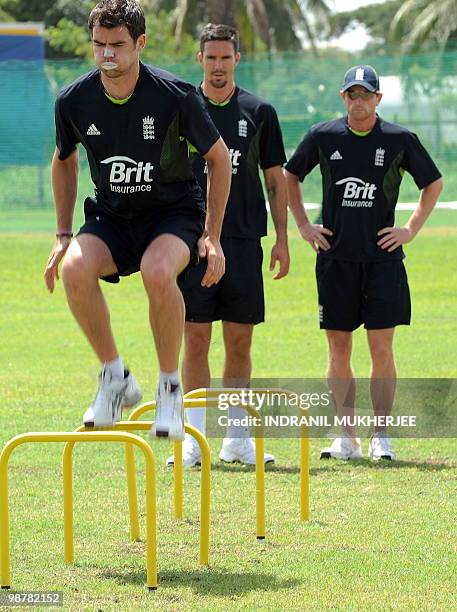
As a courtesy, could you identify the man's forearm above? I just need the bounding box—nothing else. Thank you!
[51,150,79,233]
[266,171,288,242]
[406,178,443,237]
[205,157,231,239]
[284,170,311,228]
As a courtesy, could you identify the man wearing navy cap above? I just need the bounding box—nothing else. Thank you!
[285,65,443,460]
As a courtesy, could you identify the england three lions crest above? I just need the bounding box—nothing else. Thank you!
[143,116,155,140]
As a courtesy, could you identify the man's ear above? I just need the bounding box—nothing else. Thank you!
[137,33,146,51]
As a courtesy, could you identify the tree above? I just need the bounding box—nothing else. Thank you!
[389,0,457,50]
[46,18,92,58]
[328,0,404,49]
[149,0,331,53]
[0,0,93,26]
[0,0,94,58]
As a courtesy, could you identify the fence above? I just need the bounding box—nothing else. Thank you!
[1,50,456,211]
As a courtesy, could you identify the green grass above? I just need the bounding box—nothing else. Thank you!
[0,211,456,610]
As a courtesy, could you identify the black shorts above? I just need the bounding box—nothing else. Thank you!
[78,197,204,283]
[179,237,265,324]
[316,258,411,331]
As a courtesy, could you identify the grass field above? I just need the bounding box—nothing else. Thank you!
[0,210,456,610]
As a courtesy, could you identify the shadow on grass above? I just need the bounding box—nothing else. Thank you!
[204,458,456,475]
[310,458,457,473]
[99,567,300,594]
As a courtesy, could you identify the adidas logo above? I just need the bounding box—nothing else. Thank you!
[330,150,342,160]
[87,124,100,136]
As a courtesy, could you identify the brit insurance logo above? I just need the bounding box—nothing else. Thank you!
[101,156,154,193]
[229,148,241,174]
[143,116,155,139]
[335,177,377,208]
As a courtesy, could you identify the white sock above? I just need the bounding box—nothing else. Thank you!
[227,406,250,438]
[104,357,124,378]
[186,407,206,435]
[160,370,180,386]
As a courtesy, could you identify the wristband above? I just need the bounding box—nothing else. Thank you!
[56,232,73,238]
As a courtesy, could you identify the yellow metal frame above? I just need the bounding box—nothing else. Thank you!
[126,388,309,540]
[63,420,211,566]
[0,431,157,590]
[0,388,309,589]
[185,388,310,529]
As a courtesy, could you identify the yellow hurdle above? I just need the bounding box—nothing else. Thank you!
[124,405,212,558]
[0,431,157,590]
[63,420,211,567]
[126,389,309,541]
[184,388,310,534]
[300,428,310,521]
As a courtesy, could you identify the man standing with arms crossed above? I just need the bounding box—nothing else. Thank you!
[285,65,442,460]
[167,24,289,467]
[44,0,231,440]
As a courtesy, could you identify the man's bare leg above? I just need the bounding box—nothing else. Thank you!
[140,234,190,373]
[367,328,397,433]
[62,234,119,362]
[141,234,190,439]
[219,321,274,463]
[62,234,142,427]
[326,330,356,438]
[182,322,212,433]
[222,321,254,387]
[222,321,254,436]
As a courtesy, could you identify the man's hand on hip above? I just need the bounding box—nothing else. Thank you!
[377,226,415,252]
[298,222,333,253]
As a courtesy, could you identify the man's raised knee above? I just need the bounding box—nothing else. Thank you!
[62,251,89,291]
[141,260,175,295]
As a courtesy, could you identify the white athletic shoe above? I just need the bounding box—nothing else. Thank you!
[83,367,128,428]
[150,380,185,441]
[369,432,396,461]
[320,434,362,460]
[166,434,202,467]
[219,437,275,465]
[123,368,143,407]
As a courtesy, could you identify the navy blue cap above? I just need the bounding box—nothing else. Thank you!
[342,65,379,92]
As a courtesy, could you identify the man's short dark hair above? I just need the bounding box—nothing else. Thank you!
[88,0,146,42]
[199,23,239,53]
